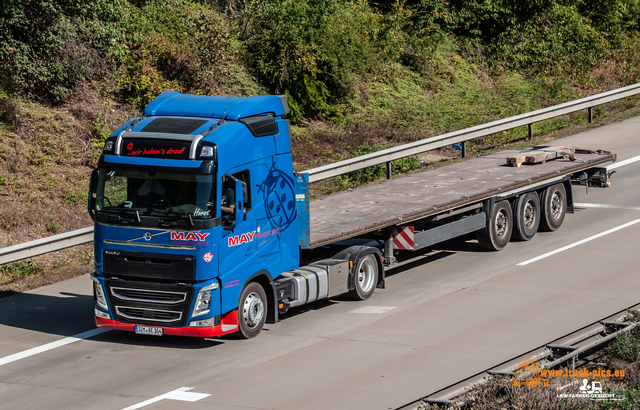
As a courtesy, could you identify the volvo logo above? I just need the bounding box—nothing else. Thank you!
[143,232,152,241]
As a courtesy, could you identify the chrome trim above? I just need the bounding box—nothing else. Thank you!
[189,134,204,160]
[102,240,195,250]
[114,126,132,155]
[115,306,182,323]
[111,287,187,304]
[120,131,198,141]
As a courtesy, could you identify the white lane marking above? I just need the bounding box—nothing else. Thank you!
[121,387,210,410]
[350,306,396,314]
[517,219,640,266]
[0,328,110,367]
[608,154,640,170]
[575,203,640,211]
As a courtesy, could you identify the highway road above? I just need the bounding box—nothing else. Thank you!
[1,116,640,410]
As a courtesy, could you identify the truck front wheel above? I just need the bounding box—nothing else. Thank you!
[237,282,267,339]
[476,200,513,251]
[350,254,378,300]
[540,183,566,232]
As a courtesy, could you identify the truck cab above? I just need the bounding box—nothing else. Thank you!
[89,91,304,338]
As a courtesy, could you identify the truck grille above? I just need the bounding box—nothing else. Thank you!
[103,250,195,281]
[111,287,186,304]
[105,278,193,328]
[115,306,182,323]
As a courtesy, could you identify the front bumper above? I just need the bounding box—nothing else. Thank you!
[95,310,239,338]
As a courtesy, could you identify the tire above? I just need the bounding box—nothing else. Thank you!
[349,254,378,300]
[512,192,540,241]
[476,200,513,251]
[237,282,267,339]
[539,183,566,232]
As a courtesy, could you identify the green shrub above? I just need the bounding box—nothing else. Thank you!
[1,260,44,280]
[46,217,60,234]
[0,0,127,103]
[610,310,640,363]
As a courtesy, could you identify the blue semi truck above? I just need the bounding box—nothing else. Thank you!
[88,91,614,338]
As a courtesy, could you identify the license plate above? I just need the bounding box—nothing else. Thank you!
[135,325,163,336]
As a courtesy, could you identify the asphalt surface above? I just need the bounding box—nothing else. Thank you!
[1,116,640,410]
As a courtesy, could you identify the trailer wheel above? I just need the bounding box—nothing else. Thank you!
[349,254,378,300]
[540,184,566,232]
[512,192,540,241]
[476,200,513,251]
[237,282,267,339]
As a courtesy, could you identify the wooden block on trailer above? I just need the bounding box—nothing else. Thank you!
[507,146,576,166]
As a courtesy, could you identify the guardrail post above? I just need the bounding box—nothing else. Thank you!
[528,123,533,140]
[386,161,392,179]
[588,107,593,123]
[461,142,467,158]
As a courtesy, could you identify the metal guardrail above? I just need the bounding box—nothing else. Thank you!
[303,82,640,182]
[0,227,94,265]
[1,83,639,266]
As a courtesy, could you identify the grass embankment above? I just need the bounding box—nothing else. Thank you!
[1,0,640,295]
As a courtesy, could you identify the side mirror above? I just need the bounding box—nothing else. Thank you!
[88,169,99,221]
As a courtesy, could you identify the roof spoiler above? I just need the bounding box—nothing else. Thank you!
[144,91,289,120]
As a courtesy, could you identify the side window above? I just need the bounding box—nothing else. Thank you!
[221,170,250,227]
[221,177,236,225]
[233,170,251,210]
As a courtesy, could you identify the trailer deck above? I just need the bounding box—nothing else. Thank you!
[308,148,614,248]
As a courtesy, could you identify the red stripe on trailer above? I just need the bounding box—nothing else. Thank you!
[393,226,414,250]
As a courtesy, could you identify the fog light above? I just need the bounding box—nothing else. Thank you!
[95,308,110,319]
[190,318,215,327]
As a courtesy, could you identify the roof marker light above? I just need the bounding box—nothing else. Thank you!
[200,146,215,157]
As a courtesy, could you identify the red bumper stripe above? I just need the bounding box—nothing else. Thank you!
[95,310,239,338]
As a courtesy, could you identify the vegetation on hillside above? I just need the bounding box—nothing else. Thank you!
[1,0,640,290]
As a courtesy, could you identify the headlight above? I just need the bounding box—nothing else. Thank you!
[103,140,114,152]
[91,274,108,310]
[192,282,219,318]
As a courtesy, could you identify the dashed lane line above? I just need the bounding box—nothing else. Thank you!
[607,154,640,170]
[517,219,640,266]
[575,203,640,211]
[0,328,110,367]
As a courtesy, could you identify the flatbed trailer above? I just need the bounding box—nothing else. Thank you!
[307,148,614,250]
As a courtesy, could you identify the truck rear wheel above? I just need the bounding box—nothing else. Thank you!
[540,183,566,232]
[512,192,540,241]
[349,254,378,300]
[476,200,512,251]
[237,282,267,339]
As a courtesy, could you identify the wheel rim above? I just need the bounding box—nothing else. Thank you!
[243,292,264,329]
[495,209,508,238]
[524,200,536,229]
[550,192,563,220]
[357,258,375,293]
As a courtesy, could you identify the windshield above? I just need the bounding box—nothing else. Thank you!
[96,169,215,219]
